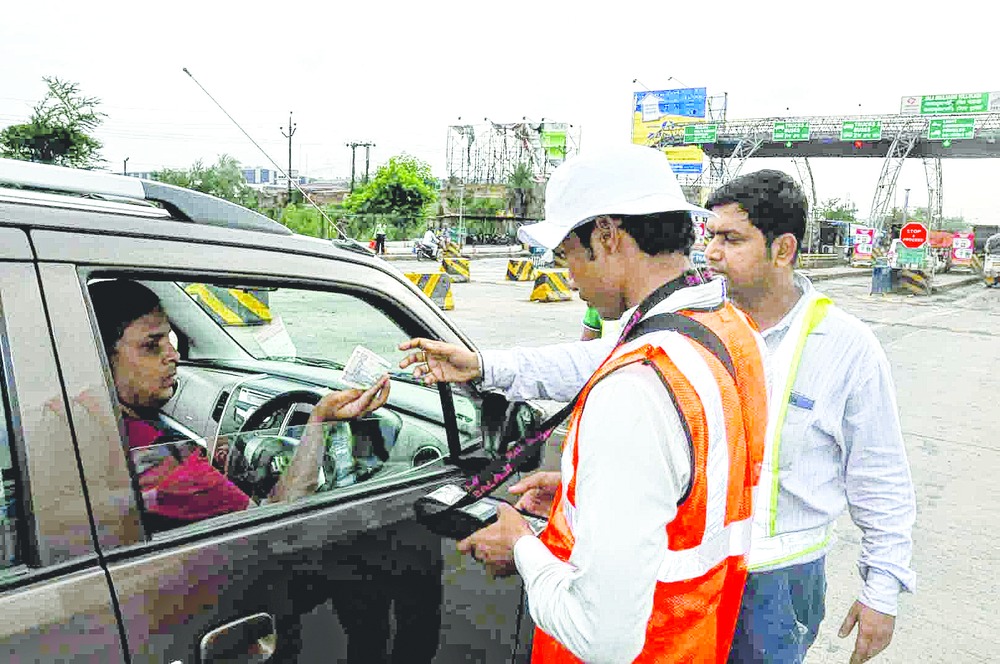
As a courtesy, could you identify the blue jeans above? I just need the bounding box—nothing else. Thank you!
[727,557,827,664]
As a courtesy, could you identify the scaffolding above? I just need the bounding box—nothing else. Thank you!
[445,120,581,185]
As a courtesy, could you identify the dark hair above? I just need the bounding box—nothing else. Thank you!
[88,280,163,355]
[571,210,695,257]
[705,169,807,256]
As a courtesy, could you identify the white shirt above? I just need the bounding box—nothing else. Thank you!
[422,230,436,245]
[481,273,915,616]
[503,279,731,661]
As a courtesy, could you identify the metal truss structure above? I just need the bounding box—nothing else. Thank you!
[654,112,1000,233]
[445,120,581,185]
[924,157,943,227]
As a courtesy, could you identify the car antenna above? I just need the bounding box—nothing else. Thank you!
[181,67,349,241]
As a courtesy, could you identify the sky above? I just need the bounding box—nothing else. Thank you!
[2,0,998,223]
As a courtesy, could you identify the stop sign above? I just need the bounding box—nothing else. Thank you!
[900,222,928,249]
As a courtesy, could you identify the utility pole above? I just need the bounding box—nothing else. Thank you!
[123,157,129,176]
[281,112,297,203]
[346,141,375,192]
[364,143,375,183]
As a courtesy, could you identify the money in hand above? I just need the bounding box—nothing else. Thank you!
[342,345,392,389]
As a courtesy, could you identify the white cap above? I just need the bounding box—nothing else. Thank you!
[517,144,710,250]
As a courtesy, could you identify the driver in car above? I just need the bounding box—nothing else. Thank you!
[88,279,391,531]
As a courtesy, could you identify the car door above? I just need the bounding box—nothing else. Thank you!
[0,226,127,662]
[33,221,535,664]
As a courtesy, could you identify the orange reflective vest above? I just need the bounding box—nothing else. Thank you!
[532,302,767,663]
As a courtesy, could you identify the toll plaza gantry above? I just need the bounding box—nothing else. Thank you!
[653,111,1000,245]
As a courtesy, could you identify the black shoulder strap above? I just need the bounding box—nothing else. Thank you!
[622,312,737,382]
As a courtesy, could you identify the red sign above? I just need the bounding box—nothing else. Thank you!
[900,222,928,249]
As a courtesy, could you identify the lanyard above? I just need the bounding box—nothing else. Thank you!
[457,269,712,506]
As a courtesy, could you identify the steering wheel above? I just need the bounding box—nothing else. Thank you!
[226,390,323,500]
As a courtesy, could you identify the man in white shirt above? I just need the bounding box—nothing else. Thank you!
[400,145,769,662]
[703,170,915,664]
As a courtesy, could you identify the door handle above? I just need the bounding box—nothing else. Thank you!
[200,612,277,663]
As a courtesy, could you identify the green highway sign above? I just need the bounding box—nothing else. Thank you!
[841,120,882,141]
[927,117,976,141]
[772,121,809,142]
[896,246,927,268]
[683,124,718,144]
[901,92,999,116]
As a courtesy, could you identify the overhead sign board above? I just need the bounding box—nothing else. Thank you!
[927,117,976,141]
[900,92,1000,115]
[772,121,809,142]
[841,120,882,141]
[684,124,718,144]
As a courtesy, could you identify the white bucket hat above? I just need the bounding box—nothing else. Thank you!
[517,144,710,250]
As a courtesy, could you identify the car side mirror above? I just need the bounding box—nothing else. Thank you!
[480,392,544,473]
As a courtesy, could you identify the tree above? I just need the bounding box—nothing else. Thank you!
[0,77,105,168]
[153,155,258,209]
[508,161,534,219]
[816,197,857,222]
[343,154,438,224]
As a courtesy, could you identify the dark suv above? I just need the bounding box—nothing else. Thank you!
[0,158,544,663]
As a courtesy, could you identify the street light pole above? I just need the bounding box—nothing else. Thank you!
[281,112,297,204]
[123,157,129,176]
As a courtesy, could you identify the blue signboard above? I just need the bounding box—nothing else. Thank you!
[670,163,704,174]
[633,87,707,120]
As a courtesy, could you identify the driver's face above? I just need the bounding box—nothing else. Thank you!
[111,308,180,410]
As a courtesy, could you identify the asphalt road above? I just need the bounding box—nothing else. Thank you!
[388,258,999,664]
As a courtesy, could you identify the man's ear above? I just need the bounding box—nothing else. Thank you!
[594,216,622,254]
[771,233,799,267]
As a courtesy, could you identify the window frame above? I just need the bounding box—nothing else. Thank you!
[79,266,489,549]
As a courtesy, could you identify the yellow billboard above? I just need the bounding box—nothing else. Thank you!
[631,88,707,174]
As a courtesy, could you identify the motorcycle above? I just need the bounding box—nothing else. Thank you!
[413,234,443,261]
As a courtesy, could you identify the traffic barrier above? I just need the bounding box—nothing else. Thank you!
[440,258,470,283]
[444,241,466,258]
[506,259,536,282]
[530,269,573,303]
[405,272,454,310]
[971,254,983,274]
[184,283,272,326]
[898,269,932,296]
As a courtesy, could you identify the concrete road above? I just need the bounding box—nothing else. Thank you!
[416,263,998,663]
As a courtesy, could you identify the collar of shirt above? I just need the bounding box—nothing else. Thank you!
[761,272,818,339]
[618,276,728,329]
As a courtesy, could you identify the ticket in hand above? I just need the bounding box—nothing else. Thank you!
[342,345,393,389]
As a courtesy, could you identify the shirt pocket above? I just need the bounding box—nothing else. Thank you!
[778,392,816,472]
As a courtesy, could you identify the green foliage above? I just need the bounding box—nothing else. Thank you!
[280,204,328,238]
[0,76,105,168]
[343,154,438,229]
[153,155,258,209]
[508,161,534,189]
[816,197,857,222]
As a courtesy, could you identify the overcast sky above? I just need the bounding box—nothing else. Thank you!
[3,0,997,223]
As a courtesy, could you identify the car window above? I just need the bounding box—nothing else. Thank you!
[91,279,483,536]
[0,342,21,571]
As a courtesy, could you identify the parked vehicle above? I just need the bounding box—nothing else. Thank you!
[0,158,544,663]
[985,233,1000,287]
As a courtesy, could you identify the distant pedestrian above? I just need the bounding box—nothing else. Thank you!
[374,220,387,255]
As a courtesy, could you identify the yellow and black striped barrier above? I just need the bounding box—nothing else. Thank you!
[405,272,455,310]
[971,254,983,274]
[184,283,272,326]
[444,241,466,258]
[530,269,574,303]
[440,258,470,283]
[898,269,931,296]
[506,259,536,282]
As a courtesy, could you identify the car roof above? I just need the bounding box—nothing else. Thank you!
[0,157,380,266]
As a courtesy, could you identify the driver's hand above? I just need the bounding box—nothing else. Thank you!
[310,376,391,422]
[399,338,480,385]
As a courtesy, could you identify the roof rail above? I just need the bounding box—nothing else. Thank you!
[0,158,292,236]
